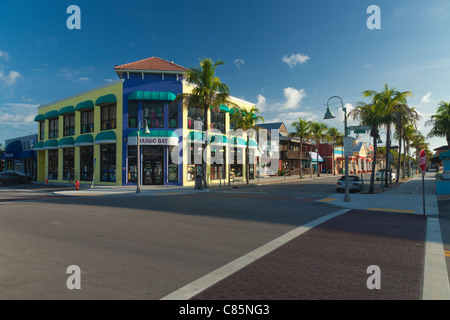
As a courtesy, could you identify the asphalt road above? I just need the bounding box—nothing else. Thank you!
[0,177,340,299]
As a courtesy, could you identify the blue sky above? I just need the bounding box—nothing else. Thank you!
[1,0,450,151]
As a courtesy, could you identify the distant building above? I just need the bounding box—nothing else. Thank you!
[1,134,38,179]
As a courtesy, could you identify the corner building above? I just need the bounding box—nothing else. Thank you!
[34,57,256,186]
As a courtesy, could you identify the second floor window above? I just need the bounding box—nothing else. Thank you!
[128,102,138,128]
[188,106,206,131]
[39,121,45,140]
[143,102,164,128]
[211,110,225,133]
[81,110,94,134]
[101,103,117,130]
[49,118,59,139]
[63,114,75,136]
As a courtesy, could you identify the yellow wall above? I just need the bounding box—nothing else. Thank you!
[36,81,123,185]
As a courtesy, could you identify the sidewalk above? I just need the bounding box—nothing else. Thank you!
[163,172,450,300]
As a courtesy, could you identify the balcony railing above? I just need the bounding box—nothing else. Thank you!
[280,150,309,160]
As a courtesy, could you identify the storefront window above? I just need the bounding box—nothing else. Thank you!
[63,148,74,180]
[63,114,75,136]
[81,110,94,133]
[169,102,178,128]
[187,144,204,181]
[49,118,59,139]
[127,146,137,183]
[100,144,116,182]
[230,147,243,178]
[211,146,225,180]
[101,104,117,131]
[48,149,58,180]
[128,102,138,128]
[188,106,206,131]
[168,146,178,183]
[80,146,93,181]
[143,102,164,128]
[211,111,225,134]
[39,121,45,141]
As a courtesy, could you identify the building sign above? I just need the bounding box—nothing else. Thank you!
[128,136,178,146]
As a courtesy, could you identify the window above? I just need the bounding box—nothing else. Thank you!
[62,148,74,180]
[100,144,116,182]
[127,146,137,183]
[39,122,45,141]
[81,110,94,134]
[230,147,243,177]
[169,102,178,128]
[187,144,204,181]
[128,102,138,128]
[211,146,225,180]
[143,102,164,128]
[188,106,206,131]
[49,118,59,139]
[101,103,117,131]
[63,114,75,136]
[48,149,58,180]
[80,146,93,181]
[211,110,225,134]
[168,146,178,183]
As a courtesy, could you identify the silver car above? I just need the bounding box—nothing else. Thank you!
[376,169,396,181]
[336,175,362,193]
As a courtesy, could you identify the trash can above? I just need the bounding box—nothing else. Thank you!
[195,166,204,190]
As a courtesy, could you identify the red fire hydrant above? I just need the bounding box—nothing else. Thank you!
[75,181,80,190]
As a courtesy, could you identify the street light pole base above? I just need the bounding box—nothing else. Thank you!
[344,196,351,202]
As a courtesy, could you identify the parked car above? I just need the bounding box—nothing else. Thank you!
[336,175,362,193]
[376,169,396,181]
[0,172,33,185]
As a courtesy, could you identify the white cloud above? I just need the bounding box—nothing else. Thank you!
[256,94,267,112]
[265,111,317,127]
[282,53,310,68]
[234,58,245,69]
[0,70,22,85]
[421,91,432,104]
[0,50,10,61]
[60,67,92,83]
[280,87,306,110]
[0,103,39,125]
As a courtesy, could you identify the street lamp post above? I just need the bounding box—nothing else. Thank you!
[136,120,150,193]
[324,96,351,202]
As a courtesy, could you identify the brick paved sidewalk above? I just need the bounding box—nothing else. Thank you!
[191,210,427,300]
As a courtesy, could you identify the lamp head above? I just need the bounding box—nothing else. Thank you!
[324,106,336,120]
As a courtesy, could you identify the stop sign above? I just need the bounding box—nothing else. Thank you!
[419,149,427,173]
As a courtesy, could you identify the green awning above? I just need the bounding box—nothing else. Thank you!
[58,105,75,115]
[95,131,116,144]
[128,129,178,138]
[43,139,58,149]
[209,105,230,113]
[75,134,94,146]
[209,134,229,145]
[33,141,44,150]
[229,107,240,115]
[187,131,205,142]
[230,137,247,147]
[44,110,59,119]
[95,94,117,106]
[34,114,45,122]
[128,91,176,101]
[75,100,95,111]
[58,137,75,148]
[248,138,258,149]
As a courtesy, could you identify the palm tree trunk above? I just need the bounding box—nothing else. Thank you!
[299,141,303,178]
[396,133,402,183]
[369,135,377,193]
[246,136,250,184]
[385,124,391,187]
[402,138,407,179]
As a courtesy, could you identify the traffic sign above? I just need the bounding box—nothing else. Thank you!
[419,149,427,173]
[343,137,354,156]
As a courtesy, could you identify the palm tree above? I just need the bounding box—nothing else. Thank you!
[349,102,385,193]
[290,118,310,178]
[392,104,420,182]
[410,131,428,174]
[327,127,341,175]
[426,101,450,149]
[175,58,231,188]
[309,121,328,177]
[402,124,416,178]
[363,84,412,187]
[232,106,264,184]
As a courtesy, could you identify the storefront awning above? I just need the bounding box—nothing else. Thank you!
[128,130,179,146]
[44,110,59,119]
[43,139,59,149]
[34,114,45,122]
[309,151,324,162]
[33,141,44,150]
[5,140,22,153]
[228,106,240,115]
[95,94,117,106]
[209,134,229,145]
[229,137,247,148]
[58,137,75,148]
[128,91,176,101]
[18,150,36,159]
[187,131,205,143]
[210,105,230,113]
[58,106,75,115]
[75,100,95,111]
[75,134,94,146]
[95,131,116,144]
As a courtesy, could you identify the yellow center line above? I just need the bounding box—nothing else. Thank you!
[366,208,415,214]
[444,250,450,257]
[317,198,337,202]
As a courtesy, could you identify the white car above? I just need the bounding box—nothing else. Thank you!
[376,169,396,181]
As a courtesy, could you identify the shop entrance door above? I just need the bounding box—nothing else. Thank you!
[142,146,164,185]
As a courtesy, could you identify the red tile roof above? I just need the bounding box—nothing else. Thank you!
[114,57,189,72]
